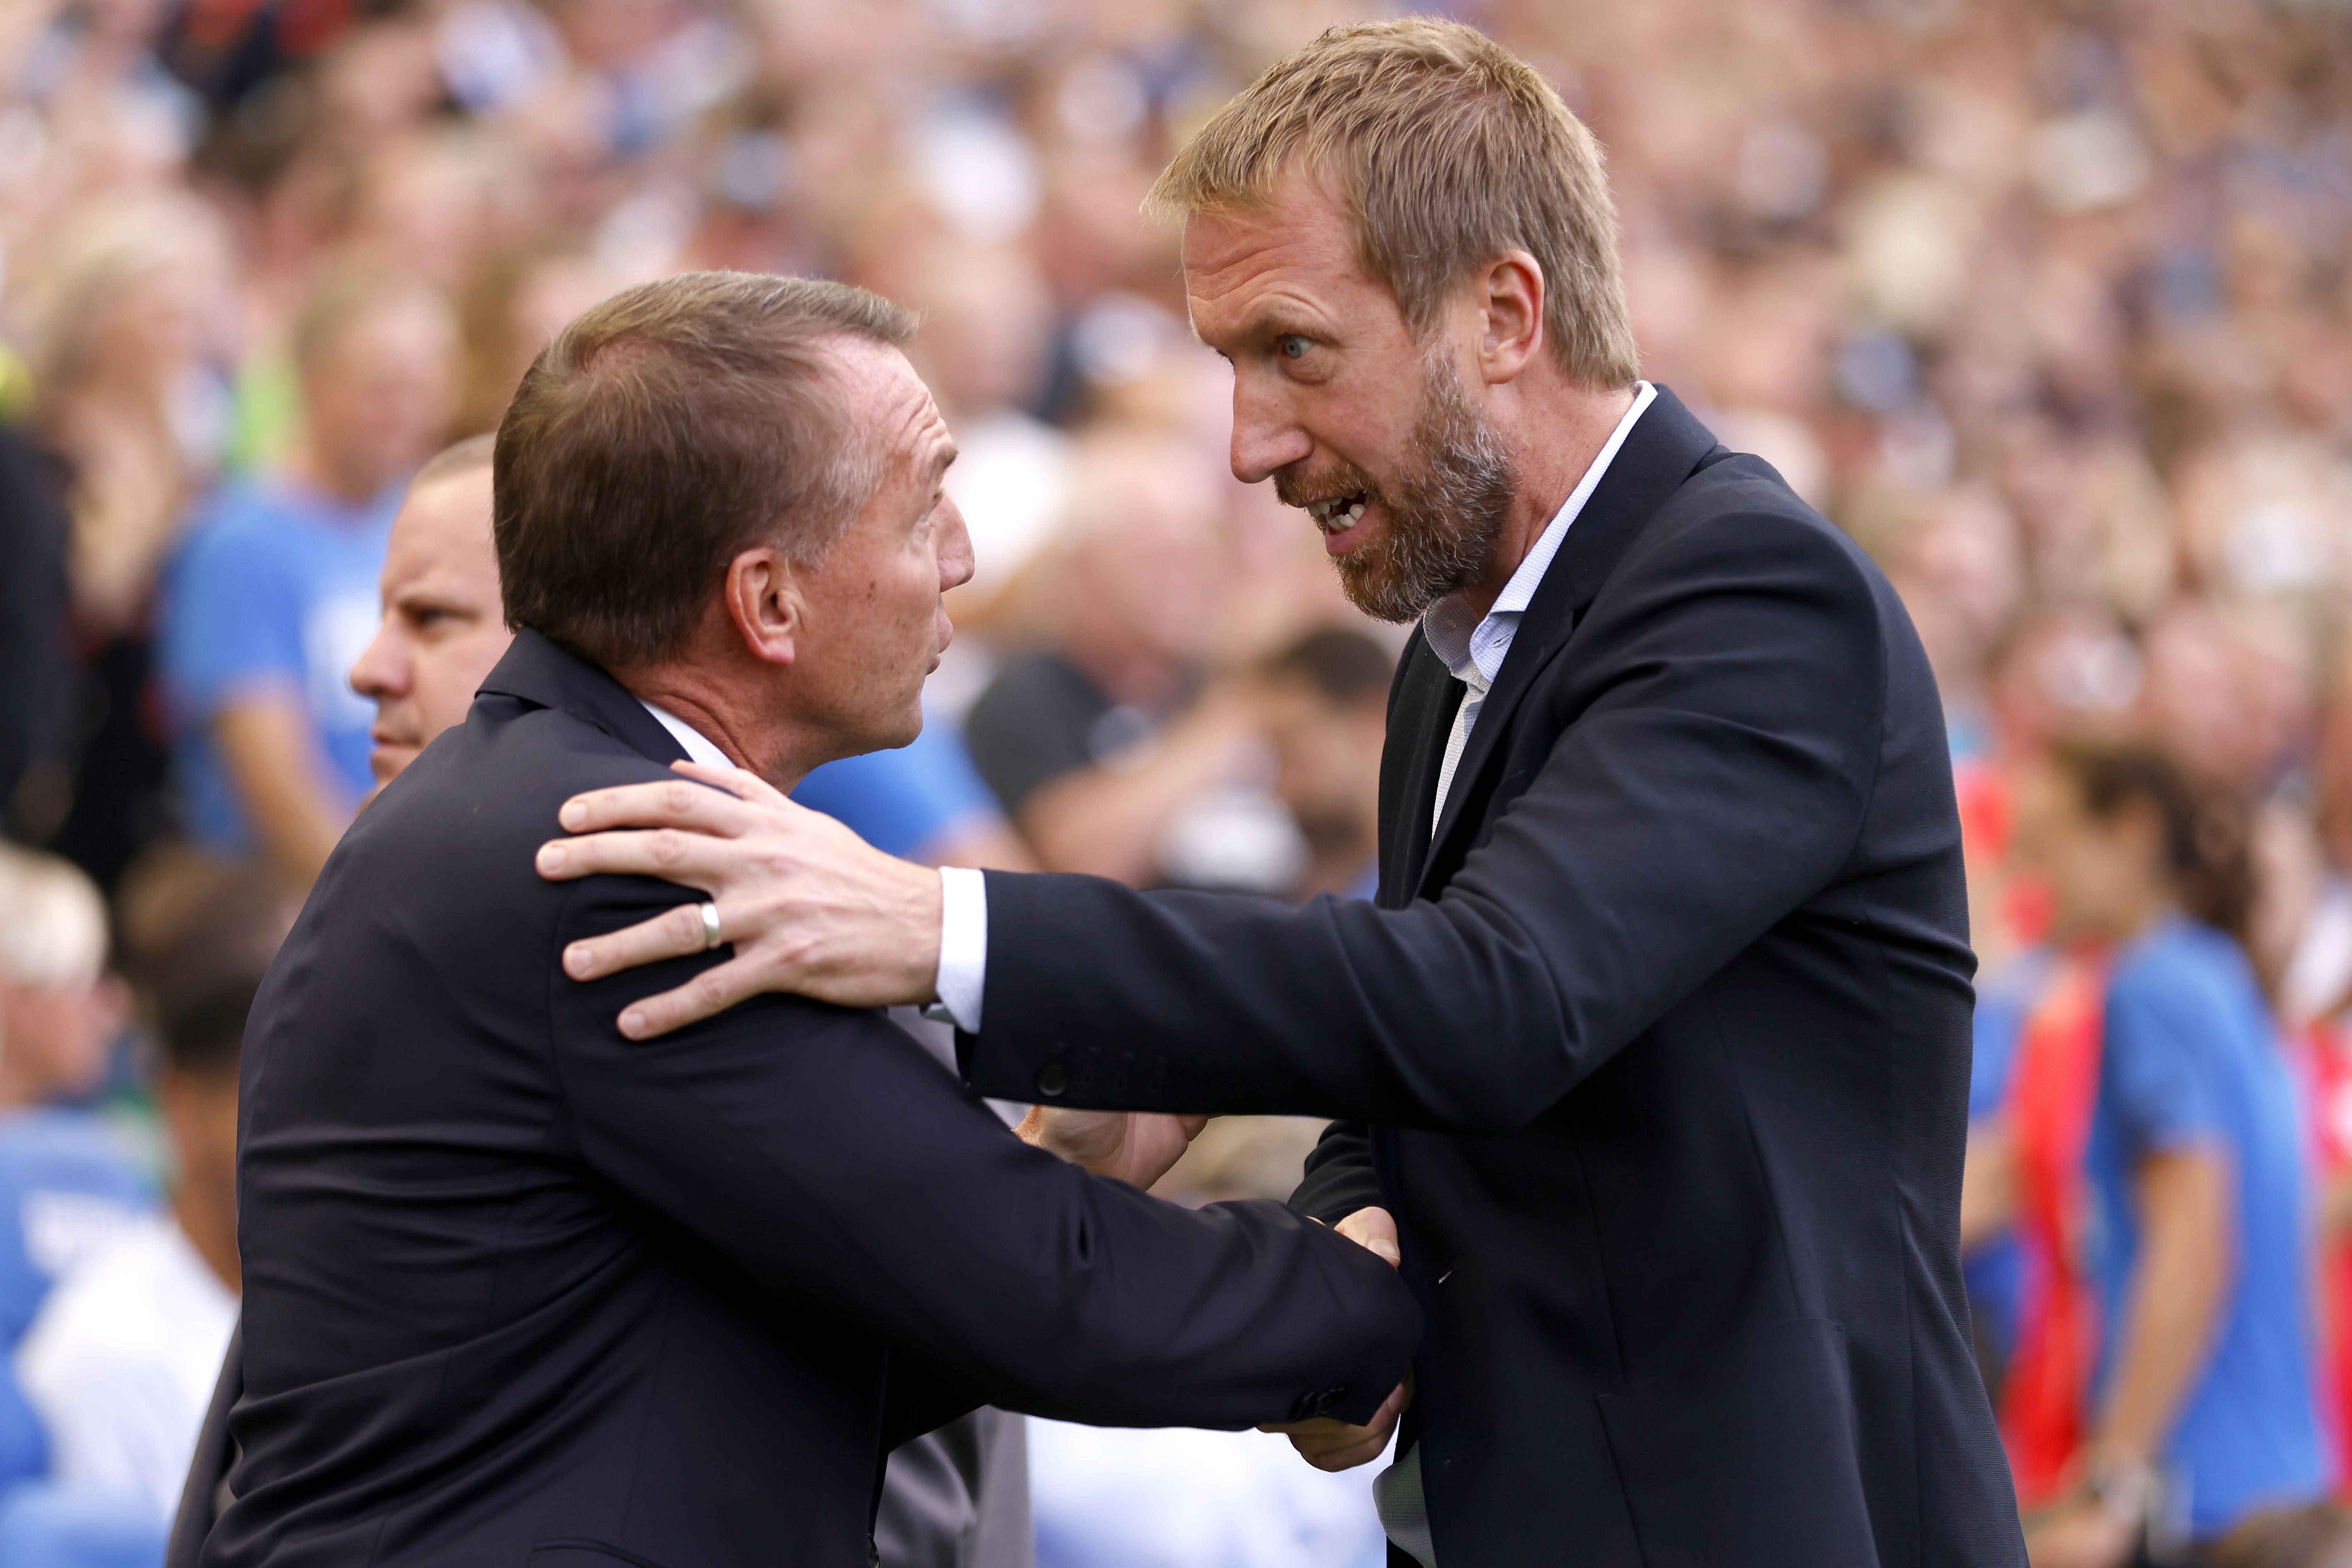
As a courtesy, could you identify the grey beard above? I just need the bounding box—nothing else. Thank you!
[1332,360,1519,624]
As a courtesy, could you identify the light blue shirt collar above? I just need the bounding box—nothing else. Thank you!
[1421,381,1656,693]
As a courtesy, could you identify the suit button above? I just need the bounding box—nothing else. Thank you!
[1036,1064,1068,1097]
[1287,1386,1348,1422]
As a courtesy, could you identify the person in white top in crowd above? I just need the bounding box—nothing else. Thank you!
[16,862,284,1523]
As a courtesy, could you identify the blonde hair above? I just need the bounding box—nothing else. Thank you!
[23,192,226,411]
[0,845,108,991]
[1149,18,1638,389]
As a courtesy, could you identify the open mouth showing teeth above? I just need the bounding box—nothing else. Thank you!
[1306,495,1369,534]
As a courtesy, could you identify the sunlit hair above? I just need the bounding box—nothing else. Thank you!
[1150,17,1638,388]
[0,845,107,992]
[495,272,915,671]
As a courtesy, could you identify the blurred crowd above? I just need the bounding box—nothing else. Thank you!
[1,0,2352,1561]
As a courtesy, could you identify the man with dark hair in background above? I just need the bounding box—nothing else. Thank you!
[963,428,1269,888]
[201,271,1416,1568]
[1259,627,1395,902]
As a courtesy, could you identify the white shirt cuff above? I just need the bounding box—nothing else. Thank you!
[926,865,987,1034]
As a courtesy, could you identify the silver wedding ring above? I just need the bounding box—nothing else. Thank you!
[699,901,723,951]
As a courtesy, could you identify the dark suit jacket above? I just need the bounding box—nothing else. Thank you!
[172,1340,1033,1568]
[961,388,2025,1568]
[202,630,1417,1568]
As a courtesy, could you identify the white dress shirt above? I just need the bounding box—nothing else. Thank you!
[641,700,733,770]
[929,383,1654,1037]
[1419,382,1655,834]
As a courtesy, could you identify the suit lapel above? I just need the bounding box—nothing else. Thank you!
[1417,386,1728,896]
[1379,642,1461,906]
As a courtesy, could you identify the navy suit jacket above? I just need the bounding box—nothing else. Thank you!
[203,630,1418,1568]
[960,388,2026,1567]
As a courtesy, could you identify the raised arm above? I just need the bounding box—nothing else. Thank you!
[546,871,1420,1432]
[540,506,1894,1133]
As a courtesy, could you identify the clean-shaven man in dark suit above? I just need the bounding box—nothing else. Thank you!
[196,272,1419,1568]
[539,21,2027,1568]
[169,440,1045,1568]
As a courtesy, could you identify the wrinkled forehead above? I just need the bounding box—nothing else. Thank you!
[1178,175,1393,333]
[829,335,953,474]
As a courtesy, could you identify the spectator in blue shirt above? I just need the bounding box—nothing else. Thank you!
[1959,944,2051,1387]
[160,269,457,885]
[0,845,160,1495]
[2009,743,2326,1564]
[792,716,1029,871]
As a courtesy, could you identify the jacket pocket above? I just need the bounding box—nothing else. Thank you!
[1595,1317,1879,1568]
[528,1542,667,1568]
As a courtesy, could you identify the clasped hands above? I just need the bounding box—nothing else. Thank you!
[536,758,1411,1472]
[1013,1112,1408,1470]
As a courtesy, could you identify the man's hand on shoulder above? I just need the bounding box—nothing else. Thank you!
[1261,1206,1409,1470]
[1015,1106,1207,1190]
[536,760,941,1036]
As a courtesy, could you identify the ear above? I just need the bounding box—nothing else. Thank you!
[723,545,802,669]
[1475,250,1547,385]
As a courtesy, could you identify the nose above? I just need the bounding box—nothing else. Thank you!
[1228,371,1313,486]
[936,496,976,594]
[348,619,406,702]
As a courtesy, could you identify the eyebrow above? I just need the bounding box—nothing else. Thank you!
[1219,302,1330,349]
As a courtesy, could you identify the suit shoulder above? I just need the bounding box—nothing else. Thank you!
[1594,456,1892,642]
[1650,456,1878,580]
[338,697,685,874]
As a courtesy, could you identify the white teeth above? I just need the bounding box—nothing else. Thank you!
[1307,496,1366,531]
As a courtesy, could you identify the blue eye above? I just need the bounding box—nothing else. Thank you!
[1279,335,1310,360]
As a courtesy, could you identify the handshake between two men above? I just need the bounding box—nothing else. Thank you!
[195,21,2023,1568]
[195,274,1422,1568]
[535,754,1421,1478]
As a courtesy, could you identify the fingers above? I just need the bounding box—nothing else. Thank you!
[554,777,762,839]
[1298,1429,1395,1472]
[1026,1108,1125,1170]
[536,827,732,887]
[1335,1205,1401,1268]
[608,951,772,1040]
[562,902,716,984]
[1256,1378,1409,1471]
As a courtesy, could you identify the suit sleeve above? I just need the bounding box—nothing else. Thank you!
[963,507,1887,1133]
[546,881,1419,1432]
[1290,1123,1383,1226]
